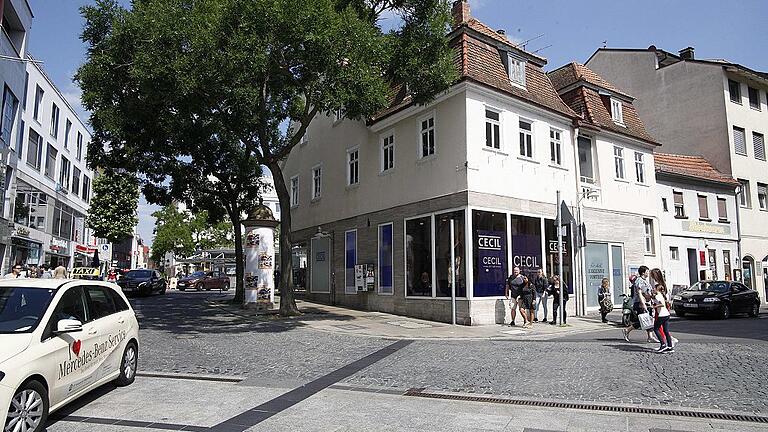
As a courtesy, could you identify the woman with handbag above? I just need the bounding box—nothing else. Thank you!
[650,268,677,352]
[598,278,613,323]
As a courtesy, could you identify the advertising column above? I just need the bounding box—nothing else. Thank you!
[244,227,275,307]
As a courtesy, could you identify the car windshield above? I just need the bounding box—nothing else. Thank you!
[0,287,57,333]
[125,270,153,279]
[685,281,729,293]
[189,271,206,278]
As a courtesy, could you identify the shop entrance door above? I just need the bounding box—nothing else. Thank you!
[310,236,331,293]
[687,249,698,286]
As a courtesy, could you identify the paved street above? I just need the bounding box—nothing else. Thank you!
[45,291,768,432]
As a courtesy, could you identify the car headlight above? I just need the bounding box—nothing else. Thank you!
[703,297,720,303]
[673,295,682,301]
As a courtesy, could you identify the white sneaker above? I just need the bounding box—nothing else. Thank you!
[671,337,679,347]
[647,334,659,343]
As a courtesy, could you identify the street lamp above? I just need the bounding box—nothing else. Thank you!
[242,198,279,309]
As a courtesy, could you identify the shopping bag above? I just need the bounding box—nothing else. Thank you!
[638,312,654,330]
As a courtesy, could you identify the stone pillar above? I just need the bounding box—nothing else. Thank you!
[244,226,275,309]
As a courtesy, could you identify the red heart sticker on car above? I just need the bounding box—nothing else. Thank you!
[72,340,81,357]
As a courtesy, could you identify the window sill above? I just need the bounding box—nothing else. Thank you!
[332,118,343,127]
[517,156,539,164]
[635,182,649,188]
[614,177,629,184]
[290,204,299,209]
[731,100,742,105]
[416,154,437,164]
[735,152,748,157]
[699,218,712,222]
[674,215,688,220]
[311,197,321,203]
[548,163,568,171]
[612,121,627,128]
[482,147,508,156]
[718,219,730,224]
[750,106,761,112]
[379,168,395,177]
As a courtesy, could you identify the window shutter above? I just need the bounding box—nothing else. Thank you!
[753,133,765,161]
[734,127,746,155]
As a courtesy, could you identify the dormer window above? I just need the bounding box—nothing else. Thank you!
[507,53,526,87]
[610,98,624,125]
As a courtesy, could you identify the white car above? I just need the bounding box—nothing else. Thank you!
[0,279,139,432]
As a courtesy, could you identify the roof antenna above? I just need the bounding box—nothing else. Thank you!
[532,44,552,54]
[514,34,544,50]
[602,40,608,48]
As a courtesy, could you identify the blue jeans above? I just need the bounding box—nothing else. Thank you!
[535,291,548,319]
[653,316,672,348]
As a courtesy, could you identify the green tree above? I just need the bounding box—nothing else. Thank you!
[87,171,139,243]
[77,0,455,315]
[151,206,235,264]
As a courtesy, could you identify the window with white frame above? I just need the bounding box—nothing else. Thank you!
[50,102,60,138]
[670,247,679,261]
[507,54,526,87]
[382,133,394,172]
[344,230,357,294]
[550,128,562,165]
[738,179,751,208]
[728,80,741,103]
[485,109,500,149]
[610,98,624,124]
[519,120,533,158]
[59,157,71,189]
[643,218,655,254]
[311,166,322,200]
[347,147,359,185]
[753,132,765,161]
[378,223,393,295]
[419,116,435,158]
[673,191,685,217]
[76,132,83,161]
[613,146,625,179]
[758,183,767,210]
[634,152,645,183]
[290,175,299,207]
[733,126,747,155]
[717,197,728,221]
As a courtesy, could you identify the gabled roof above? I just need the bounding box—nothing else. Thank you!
[654,153,739,187]
[548,63,659,146]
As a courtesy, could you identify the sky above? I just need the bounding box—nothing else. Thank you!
[25,0,768,246]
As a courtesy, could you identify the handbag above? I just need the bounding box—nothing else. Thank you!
[638,312,654,330]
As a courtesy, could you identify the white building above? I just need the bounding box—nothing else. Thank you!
[8,52,98,272]
[587,46,768,300]
[0,0,33,272]
[654,153,740,291]
[280,1,661,324]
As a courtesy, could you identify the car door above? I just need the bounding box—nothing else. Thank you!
[205,271,214,289]
[730,283,749,313]
[84,285,126,381]
[37,286,102,407]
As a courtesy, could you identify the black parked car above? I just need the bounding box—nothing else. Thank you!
[672,280,760,319]
[117,269,167,296]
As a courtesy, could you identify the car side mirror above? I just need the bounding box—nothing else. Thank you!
[55,319,83,334]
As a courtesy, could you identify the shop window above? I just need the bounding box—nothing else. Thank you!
[378,223,394,295]
[406,216,432,296]
[544,221,573,293]
[344,230,357,294]
[472,210,507,297]
[510,214,542,277]
[435,210,466,298]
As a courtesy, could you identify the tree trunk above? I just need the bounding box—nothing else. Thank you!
[267,161,301,316]
[230,207,245,304]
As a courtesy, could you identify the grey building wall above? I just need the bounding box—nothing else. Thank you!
[586,50,732,174]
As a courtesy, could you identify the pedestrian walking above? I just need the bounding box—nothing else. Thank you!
[518,274,535,328]
[505,266,524,326]
[53,266,68,279]
[39,264,53,279]
[533,268,549,322]
[3,264,25,279]
[549,275,569,325]
[650,272,674,353]
[622,266,658,342]
[598,277,613,323]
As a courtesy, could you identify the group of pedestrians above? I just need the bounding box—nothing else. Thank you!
[622,265,677,353]
[3,263,68,279]
[505,266,569,328]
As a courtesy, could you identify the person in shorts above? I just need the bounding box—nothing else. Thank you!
[518,274,535,328]
[505,267,524,326]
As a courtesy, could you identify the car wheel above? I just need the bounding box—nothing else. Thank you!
[720,304,730,320]
[223,282,230,291]
[748,303,759,318]
[195,283,203,291]
[6,380,49,432]
[675,309,686,318]
[115,342,138,387]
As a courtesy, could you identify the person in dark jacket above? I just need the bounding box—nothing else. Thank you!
[518,275,535,328]
[549,275,569,325]
[532,268,549,322]
[598,277,613,323]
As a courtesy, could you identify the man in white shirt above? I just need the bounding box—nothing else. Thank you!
[3,264,26,279]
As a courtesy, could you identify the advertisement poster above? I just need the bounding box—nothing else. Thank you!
[474,230,507,297]
[511,233,542,275]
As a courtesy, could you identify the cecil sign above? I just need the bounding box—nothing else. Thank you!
[474,231,506,297]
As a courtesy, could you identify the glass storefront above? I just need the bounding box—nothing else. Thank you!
[435,210,466,297]
[544,221,573,292]
[585,242,625,308]
[405,216,432,296]
[510,214,542,278]
[472,210,507,297]
[611,245,625,304]
[10,237,42,268]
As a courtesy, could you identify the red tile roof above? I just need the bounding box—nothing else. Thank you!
[654,153,739,187]
[549,63,659,146]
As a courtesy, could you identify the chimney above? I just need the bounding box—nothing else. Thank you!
[451,0,470,27]
[679,46,695,60]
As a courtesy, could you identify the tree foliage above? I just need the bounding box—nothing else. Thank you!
[87,171,139,243]
[77,0,455,314]
[151,205,234,264]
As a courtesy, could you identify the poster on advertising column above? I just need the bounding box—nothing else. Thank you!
[474,230,507,297]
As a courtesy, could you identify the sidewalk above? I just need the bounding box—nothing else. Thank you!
[207,295,613,341]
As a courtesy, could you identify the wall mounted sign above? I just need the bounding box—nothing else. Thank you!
[682,220,730,235]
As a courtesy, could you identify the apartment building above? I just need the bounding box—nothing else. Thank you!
[281,1,661,324]
[9,54,97,272]
[587,46,768,300]
[0,0,32,271]
[653,153,740,291]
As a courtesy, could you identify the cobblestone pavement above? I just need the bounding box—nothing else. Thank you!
[131,292,768,414]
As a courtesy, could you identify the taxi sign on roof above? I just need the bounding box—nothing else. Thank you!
[71,267,100,279]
